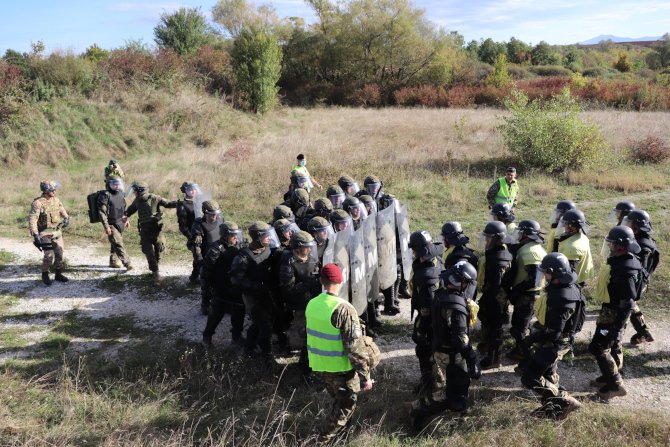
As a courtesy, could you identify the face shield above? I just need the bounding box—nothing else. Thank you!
[347,203,368,221]
[607,208,621,224]
[343,182,360,196]
[333,216,352,233]
[224,229,243,247]
[621,216,635,229]
[204,209,223,225]
[184,183,201,200]
[366,182,381,197]
[313,224,335,244]
[126,184,145,198]
[283,222,301,241]
[41,180,62,193]
[256,227,280,249]
[600,239,611,258]
[294,240,319,264]
[555,217,568,237]
[293,176,308,189]
[329,193,345,209]
[107,178,125,193]
[362,200,377,215]
[550,209,564,225]
[505,228,521,245]
[476,234,495,252]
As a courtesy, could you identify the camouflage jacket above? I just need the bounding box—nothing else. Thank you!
[29,195,68,235]
[125,193,177,226]
[331,301,372,381]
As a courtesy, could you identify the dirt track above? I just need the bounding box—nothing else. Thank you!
[1,236,669,415]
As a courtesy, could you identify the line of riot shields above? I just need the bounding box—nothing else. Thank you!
[323,201,412,316]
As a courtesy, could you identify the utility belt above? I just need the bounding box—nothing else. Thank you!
[138,218,162,233]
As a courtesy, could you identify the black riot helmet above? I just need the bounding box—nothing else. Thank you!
[441,221,469,246]
[559,209,588,234]
[490,202,515,223]
[623,210,652,233]
[605,225,641,254]
[538,253,576,285]
[482,221,507,239]
[441,261,477,288]
[408,230,433,258]
[551,200,576,224]
[609,201,636,224]
[517,220,544,243]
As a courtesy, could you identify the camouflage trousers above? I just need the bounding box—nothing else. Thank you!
[589,304,632,385]
[139,228,165,272]
[40,233,64,272]
[108,225,130,267]
[521,338,571,401]
[319,370,360,436]
[411,350,470,425]
[630,302,651,336]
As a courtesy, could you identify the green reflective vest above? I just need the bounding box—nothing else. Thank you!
[305,292,353,373]
[291,165,314,191]
[495,177,519,205]
[513,241,547,291]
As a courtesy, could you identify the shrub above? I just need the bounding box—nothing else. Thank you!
[446,85,476,107]
[527,65,572,77]
[187,45,232,95]
[628,135,670,164]
[507,65,535,80]
[352,84,381,107]
[497,88,609,173]
[28,51,97,95]
[582,67,609,78]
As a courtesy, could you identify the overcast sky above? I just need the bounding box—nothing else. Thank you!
[1,0,669,54]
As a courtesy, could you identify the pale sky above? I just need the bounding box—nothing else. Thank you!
[1,0,669,54]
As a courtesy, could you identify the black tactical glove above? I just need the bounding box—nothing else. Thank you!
[61,217,70,229]
[32,234,43,252]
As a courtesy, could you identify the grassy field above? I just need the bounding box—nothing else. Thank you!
[1,96,670,445]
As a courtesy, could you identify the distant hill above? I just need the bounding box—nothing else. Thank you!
[579,34,663,45]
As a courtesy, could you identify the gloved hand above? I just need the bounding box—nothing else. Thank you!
[32,234,43,252]
[193,235,203,246]
[61,217,70,228]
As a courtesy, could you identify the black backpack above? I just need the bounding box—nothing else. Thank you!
[87,190,107,224]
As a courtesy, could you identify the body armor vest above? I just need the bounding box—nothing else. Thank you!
[431,289,469,352]
[107,191,126,228]
[35,196,63,232]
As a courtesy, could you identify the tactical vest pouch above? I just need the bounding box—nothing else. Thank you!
[362,335,381,369]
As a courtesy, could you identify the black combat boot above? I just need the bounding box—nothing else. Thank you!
[398,278,411,298]
[54,270,69,282]
[480,348,502,370]
[42,272,53,286]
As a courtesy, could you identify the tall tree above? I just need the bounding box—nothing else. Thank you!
[154,7,211,55]
[232,28,282,113]
[531,41,560,65]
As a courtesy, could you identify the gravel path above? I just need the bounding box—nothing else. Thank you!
[1,236,669,415]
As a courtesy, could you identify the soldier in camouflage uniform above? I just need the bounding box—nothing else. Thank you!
[337,175,360,197]
[104,159,124,181]
[123,181,177,285]
[326,185,346,210]
[29,180,70,285]
[176,182,200,282]
[307,216,334,269]
[97,176,133,270]
[271,204,295,225]
[300,197,333,229]
[201,222,246,346]
[280,231,321,377]
[231,221,277,359]
[306,263,378,441]
[191,200,224,312]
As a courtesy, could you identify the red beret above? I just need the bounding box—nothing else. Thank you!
[320,263,343,284]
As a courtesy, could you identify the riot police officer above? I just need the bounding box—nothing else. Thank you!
[408,230,444,394]
[519,253,584,419]
[191,200,224,310]
[231,221,278,359]
[440,221,478,269]
[177,181,200,281]
[589,226,643,399]
[507,220,547,360]
[477,221,513,370]
[279,231,321,376]
[556,209,594,286]
[307,216,334,268]
[545,200,576,252]
[490,202,517,234]
[342,196,367,231]
[202,222,246,346]
[410,261,480,428]
[609,201,636,226]
[271,204,295,225]
[623,210,659,345]
[338,175,359,197]
[326,185,346,210]
[97,175,133,270]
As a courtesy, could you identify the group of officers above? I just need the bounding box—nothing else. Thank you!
[27,158,661,439]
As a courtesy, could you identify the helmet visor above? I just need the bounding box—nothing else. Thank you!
[607,208,620,224]
[534,270,547,289]
[333,215,352,232]
[347,203,368,221]
[108,178,125,192]
[184,183,202,198]
[366,182,381,197]
[313,224,335,244]
[329,193,345,209]
[363,200,377,215]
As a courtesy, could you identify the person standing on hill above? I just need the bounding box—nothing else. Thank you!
[176,182,201,283]
[104,159,124,181]
[291,154,322,194]
[487,167,519,209]
[123,181,177,285]
[29,180,70,285]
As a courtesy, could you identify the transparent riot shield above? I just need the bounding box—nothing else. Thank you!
[349,225,368,315]
[395,203,412,282]
[362,215,379,304]
[376,204,397,290]
[332,225,352,302]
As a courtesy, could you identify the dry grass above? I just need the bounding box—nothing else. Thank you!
[567,166,668,193]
